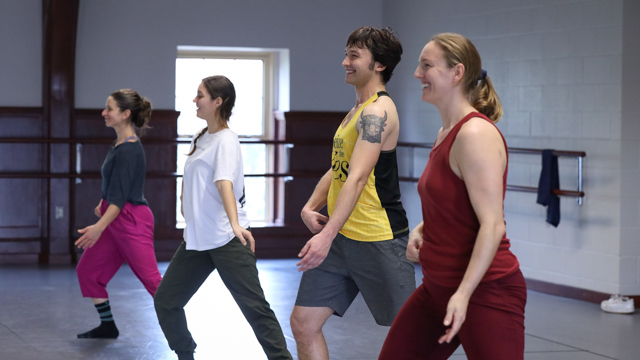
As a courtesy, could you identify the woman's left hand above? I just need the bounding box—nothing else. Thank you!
[75,224,105,249]
[233,225,255,252]
[439,291,470,344]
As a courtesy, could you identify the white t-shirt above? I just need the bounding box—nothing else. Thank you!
[182,128,250,251]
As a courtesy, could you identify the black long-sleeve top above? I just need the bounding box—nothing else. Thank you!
[101,141,148,209]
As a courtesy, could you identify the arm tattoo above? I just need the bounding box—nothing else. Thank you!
[359,111,387,144]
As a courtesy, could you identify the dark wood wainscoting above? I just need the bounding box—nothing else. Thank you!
[0,108,349,262]
[526,278,640,307]
[282,111,344,225]
[72,109,183,261]
[156,111,346,260]
[2,108,636,303]
[0,107,181,263]
[249,111,346,259]
[0,107,46,263]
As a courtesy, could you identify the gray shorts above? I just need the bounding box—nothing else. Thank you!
[295,233,416,326]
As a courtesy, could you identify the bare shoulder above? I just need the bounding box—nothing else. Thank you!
[367,95,399,123]
[454,117,506,165]
[457,116,502,144]
[357,96,399,141]
[451,117,506,179]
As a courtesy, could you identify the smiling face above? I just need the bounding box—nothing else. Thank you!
[193,81,219,121]
[342,45,378,87]
[414,41,458,105]
[101,96,129,128]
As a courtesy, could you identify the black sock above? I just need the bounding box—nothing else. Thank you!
[77,300,119,339]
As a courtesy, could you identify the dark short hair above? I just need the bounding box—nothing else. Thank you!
[346,26,403,84]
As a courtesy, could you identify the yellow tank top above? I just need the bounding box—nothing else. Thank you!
[327,92,409,241]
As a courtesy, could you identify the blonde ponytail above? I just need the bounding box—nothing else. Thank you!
[430,33,503,122]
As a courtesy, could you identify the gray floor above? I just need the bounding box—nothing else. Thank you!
[0,260,638,360]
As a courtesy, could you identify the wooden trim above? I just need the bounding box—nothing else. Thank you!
[0,226,40,230]
[42,0,80,264]
[74,108,180,130]
[0,138,328,145]
[510,147,586,158]
[0,107,43,116]
[506,185,585,197]
[525,278,639,308]
[0,238,41,243]
[0,255,40,264]
[0,171,329,179]
[396,141,587,158]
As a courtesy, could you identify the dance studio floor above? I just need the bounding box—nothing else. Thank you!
[1,259,638,360]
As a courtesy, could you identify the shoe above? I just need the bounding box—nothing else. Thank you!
[601,294,635,314]
[176,351,195,360]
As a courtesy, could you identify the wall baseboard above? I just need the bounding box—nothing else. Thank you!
[525,278,639,309]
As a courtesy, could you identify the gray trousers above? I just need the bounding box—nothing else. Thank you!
[154,239,292,360]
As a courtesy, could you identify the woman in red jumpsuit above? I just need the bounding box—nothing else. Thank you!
[379,33,526,360]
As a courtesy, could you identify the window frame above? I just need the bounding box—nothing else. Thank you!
[175,47,288,226]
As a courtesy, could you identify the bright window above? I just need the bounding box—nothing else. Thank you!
[175,55,274,228]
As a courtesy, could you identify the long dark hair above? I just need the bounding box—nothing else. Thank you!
[187,76,236,155]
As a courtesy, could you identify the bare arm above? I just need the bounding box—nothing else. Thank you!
[76,203,121,249]
[180,181,184,216]
[297,102,398,271]
[439,117,507,343]
[407,221,424,263]
[216,180,255,252]
[304,169,331,212]
[300,169,332,234]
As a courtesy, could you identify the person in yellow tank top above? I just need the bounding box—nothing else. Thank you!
[290,26,416,360]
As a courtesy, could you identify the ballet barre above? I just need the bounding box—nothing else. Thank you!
[0,138,586,204]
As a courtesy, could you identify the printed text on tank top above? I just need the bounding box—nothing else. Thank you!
[332,91,391,183]
[328,90,408,241]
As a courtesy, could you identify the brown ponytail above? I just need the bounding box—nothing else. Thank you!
[469,75,502,122]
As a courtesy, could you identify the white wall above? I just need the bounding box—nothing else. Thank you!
[384,0,638,295]
[75,0,382,110]
[0,0,42,107]
[620,0,640,294]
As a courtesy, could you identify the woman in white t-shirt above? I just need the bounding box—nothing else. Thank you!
[154,76,292,360]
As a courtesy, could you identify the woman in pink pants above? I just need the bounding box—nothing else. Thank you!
[75,89,162,339]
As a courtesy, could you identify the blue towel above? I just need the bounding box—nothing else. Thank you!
[536,149,560,227]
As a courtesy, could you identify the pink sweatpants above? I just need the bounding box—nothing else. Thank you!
[76,202,162,299]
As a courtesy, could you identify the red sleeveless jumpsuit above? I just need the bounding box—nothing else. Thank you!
[379,112,526,360]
